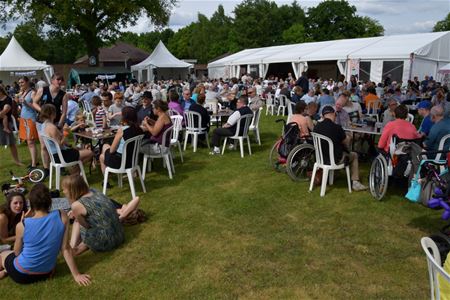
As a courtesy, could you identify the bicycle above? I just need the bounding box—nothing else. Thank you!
[1,168,46,196]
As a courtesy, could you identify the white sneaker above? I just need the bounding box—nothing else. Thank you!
[227,143,235,150]
[352,181,368,191]
[209,150,220,156]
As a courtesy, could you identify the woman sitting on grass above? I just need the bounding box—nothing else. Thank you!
[0,184,91,285]
[62,175,127,256]
[0,192,27,244]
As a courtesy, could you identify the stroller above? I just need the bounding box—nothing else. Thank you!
[269,120,315,181]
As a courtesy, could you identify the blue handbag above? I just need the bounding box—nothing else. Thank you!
[405,161,424,203]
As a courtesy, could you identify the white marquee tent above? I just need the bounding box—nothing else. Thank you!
[131,41,192,82]
[0,36,53,84]
[207,31,450,84]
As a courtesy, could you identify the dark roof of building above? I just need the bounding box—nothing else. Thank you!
[74,42,149,64]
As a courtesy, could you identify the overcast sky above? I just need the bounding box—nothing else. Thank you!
[1,0,449,36]
[125,0,450,36]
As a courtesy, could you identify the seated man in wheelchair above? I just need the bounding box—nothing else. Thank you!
[313,106,367,191]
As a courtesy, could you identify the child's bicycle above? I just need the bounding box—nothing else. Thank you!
[1,168,46,196]
[268,119,315,181]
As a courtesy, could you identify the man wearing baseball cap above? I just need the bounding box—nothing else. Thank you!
[313,106,367,191]
[417,100,433,137]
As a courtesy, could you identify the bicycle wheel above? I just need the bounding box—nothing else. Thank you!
[286,143,315,182]
[369,154,388,200]
[421,179,436,207]
[269,140,286,172]
[28,168,45,183]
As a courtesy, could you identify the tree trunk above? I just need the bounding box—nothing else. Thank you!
[82,30,100,67]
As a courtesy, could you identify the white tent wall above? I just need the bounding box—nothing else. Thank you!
[0,69,48,85]
[369,60,383,84]
[208,66,226,79]
[411,58,439,81]
[154,68,189,81]
[207,31,450,82]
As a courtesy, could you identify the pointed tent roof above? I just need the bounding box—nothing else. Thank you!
[0,36,51,71]
[131,41,192,71]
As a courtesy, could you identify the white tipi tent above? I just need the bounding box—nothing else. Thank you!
[131,41,192,82]
[0,36,54,84]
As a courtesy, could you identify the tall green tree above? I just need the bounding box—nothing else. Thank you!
[0,0,176,66]
[434,13,450,32]
[306,0,383,41]
[282,23,309,44]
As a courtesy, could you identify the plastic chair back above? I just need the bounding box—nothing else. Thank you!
[232,114,253,138]
[41,134,68,165]
[168,109,181,116]
[435,134,450,162]
[266,93,274,106]
[185,110,205,132]
[117,135,144,171]
[278,94,288,107]
[367,100,381,114]
[407,113,414,124]
[421,237,450,300]
[311,132,340,168]
[251,107,262,128]
[170,115,183,142]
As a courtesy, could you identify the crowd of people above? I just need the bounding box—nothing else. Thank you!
[0,69,449,285]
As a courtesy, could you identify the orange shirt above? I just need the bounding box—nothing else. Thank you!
[365,93,380,108]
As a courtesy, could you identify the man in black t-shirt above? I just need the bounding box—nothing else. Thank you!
[313,106,367,191]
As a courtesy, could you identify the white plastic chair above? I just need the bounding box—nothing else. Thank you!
[249,107,263,145]
[277,95,288,116]
[41,134,88,190]
[168,109,181,117]
[170,115,184,163]
[103,134,146,199]
[421,237,450,300]
[183,111,210,152]
[221,114,253,158]
[309,132,352,197]
[142,126,175,180]
[265,93,275,116]
[407,113,414,124]
[286,99,295,122]
[366,100,381,122]
[80,99,94,126]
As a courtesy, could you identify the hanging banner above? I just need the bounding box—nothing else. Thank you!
[96,74,116,80]
[9,71,37,77]
[348,59,360,76]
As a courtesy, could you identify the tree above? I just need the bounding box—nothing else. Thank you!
[306,0,383,41]
[282,23,309,44]
[434,13,450,32]
[0,0,176,66]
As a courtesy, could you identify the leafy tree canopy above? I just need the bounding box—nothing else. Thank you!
[306,0,383,41]
[434,13,450,32]
[0,0,176,65]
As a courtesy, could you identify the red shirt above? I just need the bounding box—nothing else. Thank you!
[378,119,420,152]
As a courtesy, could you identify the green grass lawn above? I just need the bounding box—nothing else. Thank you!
[0,113,443,299]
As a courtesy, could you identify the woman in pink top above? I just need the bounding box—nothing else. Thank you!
[289,101,314,138]
[378,105,420,153]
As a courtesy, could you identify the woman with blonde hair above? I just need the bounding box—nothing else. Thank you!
[62,175,132,255]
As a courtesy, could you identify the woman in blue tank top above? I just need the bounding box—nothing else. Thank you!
[0,184,91,285]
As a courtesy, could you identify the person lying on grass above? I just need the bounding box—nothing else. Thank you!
[0,192,27,244]
[0,183,91,285]
[62,175,140,256]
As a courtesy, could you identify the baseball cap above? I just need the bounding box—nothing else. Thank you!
[322,105,335,116]
[417,100,431,110]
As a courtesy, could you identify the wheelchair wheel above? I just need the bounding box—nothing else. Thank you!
[269,140,286,172]
[369,154,388,200]
[28,168,45,183]
[286,143,315,182]
[421,179,437,207]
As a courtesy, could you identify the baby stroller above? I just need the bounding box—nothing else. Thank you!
[269,119,315,181]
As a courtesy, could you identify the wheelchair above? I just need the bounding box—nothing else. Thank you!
[269,119,315,182]
[369,135,423,200]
